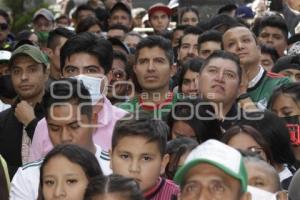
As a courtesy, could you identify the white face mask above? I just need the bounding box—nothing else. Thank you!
[73,74,105,105]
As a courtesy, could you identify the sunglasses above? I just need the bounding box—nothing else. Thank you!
[0,23,8,31]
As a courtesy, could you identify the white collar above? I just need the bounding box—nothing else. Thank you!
[248,66,265,89]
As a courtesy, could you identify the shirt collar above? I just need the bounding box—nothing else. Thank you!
[248,66,265,89]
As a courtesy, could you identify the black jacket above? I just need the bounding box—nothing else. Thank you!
[0,102,44,179]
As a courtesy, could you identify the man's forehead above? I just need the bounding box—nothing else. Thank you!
[224,27,252,39]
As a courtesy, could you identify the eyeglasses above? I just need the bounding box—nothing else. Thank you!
[0,23,8,31]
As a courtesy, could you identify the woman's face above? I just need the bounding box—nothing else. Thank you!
[171,121,196,140]
[227,132,268,161]
[271,94,300,117]
[42,155,89,200]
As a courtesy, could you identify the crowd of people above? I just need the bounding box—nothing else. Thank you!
[0,0,300,199]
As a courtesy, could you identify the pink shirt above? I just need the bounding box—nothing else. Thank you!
[29,97,127,161]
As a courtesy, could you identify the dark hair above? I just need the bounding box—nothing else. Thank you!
[268,82,300,110]
[84,174,144,200]
[113,50,130,79]
[217,4,237,14]
[272,55,300,73]
[108,23,129,33]
[47,27,75,50]
[38,144,103,200]
[177,26,202,48]
[171,25,189,41]
[0,9,10,25]
[198,30,222,50]
[222,125,274,164]
[135,35,174,66]
[0,156,8,200]
[16,30,36,41]
[179,6,199,24]
[178,58,203,93]
[260,44,279,64]
[112,111,169,156]
[200,50,242,83]
[60,32,113,74]
[258,15,288,41]
[74,4,95,20]
[75,16,102,34]
[43,78,93,120]
[288,33,300,46]
[166,137,198,179]
[237,111,296,166]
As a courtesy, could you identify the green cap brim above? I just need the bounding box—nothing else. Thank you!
[174,159,248,192]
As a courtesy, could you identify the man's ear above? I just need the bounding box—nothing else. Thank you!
[160,153,170,175]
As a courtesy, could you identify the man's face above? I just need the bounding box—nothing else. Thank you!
[246,162,279,193]
[179,163,243,200]
[181,69,199,97]
[258,26,287,56]
[149,11,170,34]
[134,46,172,92]
[178,34,199,64]
[110,136,169,193]
[198,58,240,105]
[11,55,47,100]
[223,27,260,67]
[260,53,274,72]
[33,16,54,32]
[172,29,184,48]
[0,16,9,42]
[48,36,68,71]
[62,52,105,77]
[198,41,221,60]
[47,104,93,150]
[109,10,132,29]
[278,68,300,82]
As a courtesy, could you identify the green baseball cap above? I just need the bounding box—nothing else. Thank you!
[174,139,248,193]
[9,44,48,66]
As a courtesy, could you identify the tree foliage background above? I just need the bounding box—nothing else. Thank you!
[3,0,49,33]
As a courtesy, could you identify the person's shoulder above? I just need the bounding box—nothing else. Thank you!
[21,159,43,171]
[265,72,291,84]
[116,96,138,111]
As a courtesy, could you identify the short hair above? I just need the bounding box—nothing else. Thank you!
[217,4,237,14]
[108,23,129,33]
[260,44,279,64]
[60,32,113,74]
[75,16,102,34]
[171,25,189,41]
[179,6,199,24]
[200,50,242,83]
[198,30,222,49]
[74,4,95,20]
[0,9,10,25]
[178,58,203,92]
[258,15,289,41]
[222,125,274,164]
[43,78,93,120]
[177,26,202,48]
[84,175,144,200]
[112,111,169,156]
[268,82,300,109]
[125,31,142,40]
[38,144,103,199]
[135,35,174,65]
[237,111,296,166]
[47,27,75,50]
[243,154,281,192]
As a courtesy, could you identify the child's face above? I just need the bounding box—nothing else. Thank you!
[110,136,169,193]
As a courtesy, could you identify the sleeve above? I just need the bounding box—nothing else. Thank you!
[9,167,36,200]
[25,118,40,139]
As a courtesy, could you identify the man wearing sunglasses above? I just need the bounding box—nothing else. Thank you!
[0,9,14,51]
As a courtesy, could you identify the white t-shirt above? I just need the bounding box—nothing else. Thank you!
[9,145,111,200]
